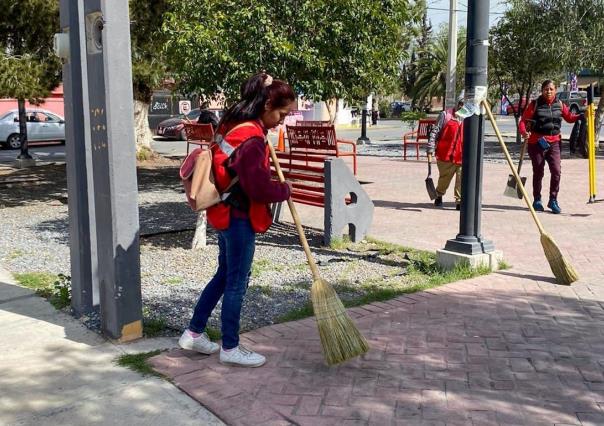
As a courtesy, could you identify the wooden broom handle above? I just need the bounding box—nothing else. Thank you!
[267,141,322,281]
[483,100,546,235]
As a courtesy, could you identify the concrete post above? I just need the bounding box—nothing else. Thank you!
[59,0,97,314]
[83,1,142,341]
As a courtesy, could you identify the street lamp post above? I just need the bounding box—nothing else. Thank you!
[442,0,496,257]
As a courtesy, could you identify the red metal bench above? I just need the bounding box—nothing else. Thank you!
[183,122,214,155]
[272,151,332,207]
[286,124,357,175]
[402,118,436,160]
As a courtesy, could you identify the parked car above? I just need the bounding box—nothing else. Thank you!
[557,91,588,114]
[390,101,412,116]
[155,108,222,140]
[505,97,530,115]
[0,109,65,149]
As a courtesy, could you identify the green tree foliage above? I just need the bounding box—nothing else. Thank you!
[0,1,61,101]
[411,26,466,111]
[489,0,559,137]
[490,0,604,141]
[163,0,422,117]
[130,0,170,103]
[401,10,431,103]
[129,0,171,148]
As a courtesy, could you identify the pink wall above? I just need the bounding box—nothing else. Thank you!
[0,85,65,117]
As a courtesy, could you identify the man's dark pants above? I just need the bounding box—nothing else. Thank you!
[527,141,561,201]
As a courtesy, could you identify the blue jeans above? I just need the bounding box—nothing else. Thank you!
[188,218,256,349]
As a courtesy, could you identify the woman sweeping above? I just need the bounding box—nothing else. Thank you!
[179,73,295,367]
[519,80,581,214]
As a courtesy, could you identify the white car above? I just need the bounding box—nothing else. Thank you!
[0,109,66,149]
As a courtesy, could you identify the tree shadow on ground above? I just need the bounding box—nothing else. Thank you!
[149,275,604,425]
[0,162,183,209]
[373,199,529,213]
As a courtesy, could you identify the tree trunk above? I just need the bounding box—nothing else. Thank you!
[191,211,207,249]
[133,100,153,150]
[17,98,32,159]
[325,98,337,123]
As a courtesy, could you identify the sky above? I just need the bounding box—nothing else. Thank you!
[426,0,509,30]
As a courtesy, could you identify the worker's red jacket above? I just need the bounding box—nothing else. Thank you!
[207,120,290,233]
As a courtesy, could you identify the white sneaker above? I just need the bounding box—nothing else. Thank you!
[219,345,266,367]
[178,330,220,354]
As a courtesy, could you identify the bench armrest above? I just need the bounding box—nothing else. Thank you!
[337,139,356,153]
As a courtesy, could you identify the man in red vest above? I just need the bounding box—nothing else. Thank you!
[426,94,465,210]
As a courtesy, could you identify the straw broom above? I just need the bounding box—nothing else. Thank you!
[268,142,369,365]
[483,100,579,285]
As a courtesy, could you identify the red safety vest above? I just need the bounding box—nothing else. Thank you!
[435,117,464,165]
[206,120,273,233]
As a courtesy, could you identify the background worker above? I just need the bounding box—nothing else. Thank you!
[519,80,581,214]
[426,94,465,210]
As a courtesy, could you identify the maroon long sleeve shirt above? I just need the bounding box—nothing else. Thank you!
[227,136,290,219]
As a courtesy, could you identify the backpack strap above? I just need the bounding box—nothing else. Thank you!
[216,122,264,199]
[215,122,262,157]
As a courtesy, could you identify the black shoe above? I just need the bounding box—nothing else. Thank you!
[455,203,461,211]
[434,196,443,207]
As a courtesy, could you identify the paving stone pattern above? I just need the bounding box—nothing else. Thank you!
[150,156,604,425]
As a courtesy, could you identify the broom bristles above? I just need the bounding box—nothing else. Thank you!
[540,233,579,285]
[311,278,369,365]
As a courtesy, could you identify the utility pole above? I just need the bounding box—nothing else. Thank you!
[58,0,143,341]
[445,0,458,110]
[438,0,502,270]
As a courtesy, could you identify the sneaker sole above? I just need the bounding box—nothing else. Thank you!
[219,359,266,368]
[178,338,220,355]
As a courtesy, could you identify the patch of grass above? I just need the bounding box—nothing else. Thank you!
[116,350,163,377]
[143,316,169,337]
[13,272,71,309]
[277,302,314,323]
[251,259,287,278]
[329,235,352,250]
[204,326,221,342]
[163,276,183,286]
[136,146,156,161]
[13,271,57,289]
[498,260,511,270]
[7,249,25,260]
[273,238,493,324]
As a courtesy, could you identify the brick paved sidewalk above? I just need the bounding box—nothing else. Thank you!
[150,156,604,425]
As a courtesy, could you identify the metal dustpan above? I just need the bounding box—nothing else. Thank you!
[425,161,438,200]
[504,140,527,199]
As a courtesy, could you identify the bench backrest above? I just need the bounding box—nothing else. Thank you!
[416,119,436,140]
[183,122,214,142]
[295,120,331,127]
[286,124,338,154]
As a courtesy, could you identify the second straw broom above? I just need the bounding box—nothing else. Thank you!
[483,100,578,286]
[268,141,369,365]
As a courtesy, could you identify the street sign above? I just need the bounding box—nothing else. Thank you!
[179,100,192,115]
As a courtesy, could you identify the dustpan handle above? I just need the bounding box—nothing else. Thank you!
[483,100,546,235]
[517,139,527,174]
[268,141,322,281]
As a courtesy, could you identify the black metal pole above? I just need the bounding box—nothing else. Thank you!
[16,98,32,160]
[444,0,494,255]
[357,108,370,144]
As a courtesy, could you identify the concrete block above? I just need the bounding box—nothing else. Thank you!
[436,249,504,271]
[13,157,36,168]
[324,158,374,246]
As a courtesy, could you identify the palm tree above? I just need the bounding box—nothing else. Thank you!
[412,27,466,111]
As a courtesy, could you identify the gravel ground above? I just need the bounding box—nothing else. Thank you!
[0,140,590,336]
[0,159,410,336]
